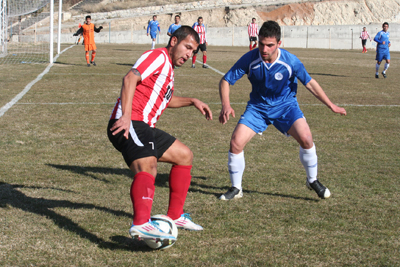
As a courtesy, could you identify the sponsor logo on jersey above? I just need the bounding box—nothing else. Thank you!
[275,72,283,80]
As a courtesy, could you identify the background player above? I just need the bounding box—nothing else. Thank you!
[248,18,258,50]
[167,15,181,36]
[107,26,212,242]
[147,15,161,49]
[360,26,371,53]
[73,15,103,67]
[192,17,208,68]
[374,22,391,78]
[218,21,347,201]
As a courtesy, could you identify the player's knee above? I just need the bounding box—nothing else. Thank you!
[179,147,193,165]
[230,139,245,154]
[298,134,313,149]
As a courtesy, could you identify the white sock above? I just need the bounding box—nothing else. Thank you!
[299,144,318,183]
[228,151,245,190]
[375,63,380,73]
[151,41,155,49]
[383,63,389,73]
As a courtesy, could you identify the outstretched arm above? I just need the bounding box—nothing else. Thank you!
[94,25,103,33]
[73,27,83,36]
[168,95,212,120]
[219,78,235,124]
[305,79,347,115]
[109,69,142,139]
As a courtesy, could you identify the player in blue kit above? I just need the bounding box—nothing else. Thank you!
[167,15,181,36]
[218,21,347,200]
[374,22,391,78]
[147,15,161,49]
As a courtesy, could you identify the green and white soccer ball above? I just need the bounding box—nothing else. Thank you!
[144,215,178,250]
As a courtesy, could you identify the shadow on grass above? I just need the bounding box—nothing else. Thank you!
[54,61,81,66]
[115,63,135,66]
[189,179,319,202]
[308,72,347,77]
[0,181,153,252]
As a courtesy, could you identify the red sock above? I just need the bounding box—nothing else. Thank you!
[192,55,197,65]
[131,172,155,225]
[167,165,192,220]
[249,44,252,51]
[91,51,96,62]
[85,52,90,64]
[252,43,257,49]
[203,55,207,64]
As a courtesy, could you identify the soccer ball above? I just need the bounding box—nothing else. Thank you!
[144,215,178,250]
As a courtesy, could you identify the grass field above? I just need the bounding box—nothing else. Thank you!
[1,43,399,266]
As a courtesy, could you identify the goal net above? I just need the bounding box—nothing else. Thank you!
[0,0,52,64]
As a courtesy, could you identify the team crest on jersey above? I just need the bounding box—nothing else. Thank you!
[275,72,283,80]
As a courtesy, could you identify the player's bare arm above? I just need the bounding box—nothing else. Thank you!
[305,79,347,116]
[110,69,142,138]
[219,78,235,124]
[168,95,213,120]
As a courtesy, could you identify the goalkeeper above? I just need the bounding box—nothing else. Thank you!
[73,15,103,66]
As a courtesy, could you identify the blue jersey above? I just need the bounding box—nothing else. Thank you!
[374,30,390,53]
[147,20,160,33]
[168,23,181,35]
[224,48,312,108]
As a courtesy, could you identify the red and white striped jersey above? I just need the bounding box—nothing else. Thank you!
[360,31,370,40]
[193,24,207,44]
[248,23,258,37]
[110,47,174,128]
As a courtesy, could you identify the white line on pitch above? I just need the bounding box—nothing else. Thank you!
[195,60,225,76]
[0,45,75,118]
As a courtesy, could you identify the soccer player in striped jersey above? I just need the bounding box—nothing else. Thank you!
[360,27,371,53]
[218,21,346,201]
[147,15,161,50]
[107,26,212,243]
[73,16,103,67]
[374,22,391,78]
[192,17,209,68]
[248,18,258,51]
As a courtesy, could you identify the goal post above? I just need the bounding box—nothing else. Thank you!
[0,0,58,64]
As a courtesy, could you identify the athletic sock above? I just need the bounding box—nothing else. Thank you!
[249,44,252,51]
[151,41,155,49]
[203,55,207,65]
[131,172,155,225]
[167,165,192,220]
[383,63,389,73]
[192,55,197,65]
[252,43,257,49]
[85,52,90,64]
[299,144,318,184]
[228,151,245,190]
[91,51,96,62]
[376,63,380,73]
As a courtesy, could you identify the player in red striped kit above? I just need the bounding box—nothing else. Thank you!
[107,26,213,243]
[192,17,209,68]
[360,27,371,53]
[248,18,258,51]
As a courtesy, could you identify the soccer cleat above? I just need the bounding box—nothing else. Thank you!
[191,64,195,68]
[129,219,177,241]
[174,213,203,231]
[91,61,96,66]
[375,74,379,79]
[87,63,91,67]
[382,72,387,78]
[202,64,209,68]
[219,187,243,200]
[306,180,331,199]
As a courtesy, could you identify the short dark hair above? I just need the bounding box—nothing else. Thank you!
[85,15,91,20]
[252,17,256,20]
[175,15,180,19]
[198,16,203,20]
[168,25,200,46]
[259,20,281,42]
[383,22,389,27]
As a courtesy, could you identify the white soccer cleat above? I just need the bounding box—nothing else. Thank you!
[219,187,243,200]
[174,213,203,231]
[306,180,331,199]
[129,219,177,241]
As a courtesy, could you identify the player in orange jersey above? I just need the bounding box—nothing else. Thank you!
[73,15,103,67]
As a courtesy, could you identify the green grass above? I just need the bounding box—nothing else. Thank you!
[1,44,399,266]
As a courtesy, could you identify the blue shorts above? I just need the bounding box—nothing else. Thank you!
[150,31,157,39]
[376,50,390,62]
[238,102,304,135]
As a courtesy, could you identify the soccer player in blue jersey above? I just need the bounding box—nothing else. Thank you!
[218,21,347,200]
[374,22,391,78]
[167,15,181,36]
[147,15,161,49]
